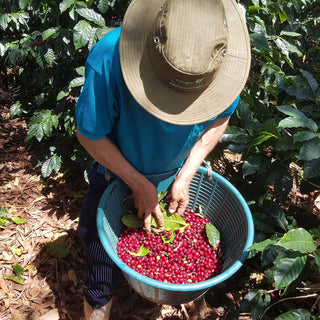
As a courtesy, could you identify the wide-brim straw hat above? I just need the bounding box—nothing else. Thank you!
[120,0,251,125]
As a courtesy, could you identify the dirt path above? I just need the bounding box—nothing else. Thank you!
[0,103,252,320]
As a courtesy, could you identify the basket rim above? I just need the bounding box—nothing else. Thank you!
[97,166,254,292]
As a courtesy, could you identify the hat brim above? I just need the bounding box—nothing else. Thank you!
[120,0,251,125]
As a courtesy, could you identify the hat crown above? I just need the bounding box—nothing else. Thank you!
[149,0,229,92]
[161,0,228,74]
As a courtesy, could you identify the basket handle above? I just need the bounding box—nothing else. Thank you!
[202,160,213,179]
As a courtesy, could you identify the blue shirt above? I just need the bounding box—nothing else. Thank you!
[76,27,239,175]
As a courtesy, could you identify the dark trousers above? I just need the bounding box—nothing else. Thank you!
[78,163,124,309]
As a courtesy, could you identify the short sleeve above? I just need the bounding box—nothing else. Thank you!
[217,95,240,118]
[76,56,120,140]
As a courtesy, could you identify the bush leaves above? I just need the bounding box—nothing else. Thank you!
[41,155,62,178]
[76,7,105,27]
[273,253,307,289]
[278,228,317,253]
[25,110,59,143]
[250,228,317,254]
[275,309,312,320]
[277,105,318,133]
[73,20,92,50]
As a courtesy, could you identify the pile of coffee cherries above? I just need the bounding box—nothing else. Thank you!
[117,208,223,284]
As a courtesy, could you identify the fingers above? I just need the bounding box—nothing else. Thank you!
[137,208,152,233]
[137,206,144,220]
[167,179,189,215]
[153,204,164,227]
[144,213,152,233]
[169,199,188,216]
[168,200,178,214]
[138,204,164,233]
[176,203,187,216]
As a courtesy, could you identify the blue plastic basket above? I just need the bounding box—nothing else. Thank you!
[97,166,254,305]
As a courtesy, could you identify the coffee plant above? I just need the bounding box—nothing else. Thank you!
[1,0,319,318]
[0,0,129,177]
[217,0,320,318]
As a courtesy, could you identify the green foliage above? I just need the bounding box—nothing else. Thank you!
[158,210,189,231]
[275,309,315,320]
[5,264,24,285]
[219,0,320,318]
[41,154,62,178]
[13,264,24,277]
[242,289,271,320]
[225,0,320,196]
[25,110,59,142]
[0,0,129,177]
[11,216,27,224]
[0,206,27,226]
[5,275,24,285]
[249,228,316,293]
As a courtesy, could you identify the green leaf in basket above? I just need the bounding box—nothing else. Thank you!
[129,245,149,257]
[11,217,27,225]
[158,191,169,211]
[206,223,220,249]
[158,190,168,201]
[151,216,158,227]
[121,214,144,228]
[161,211,188,231]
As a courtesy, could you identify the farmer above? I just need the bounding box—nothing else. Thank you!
[76,0,251,318]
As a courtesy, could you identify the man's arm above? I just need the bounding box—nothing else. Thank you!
[167,116,230,215]
[76,129,164,232]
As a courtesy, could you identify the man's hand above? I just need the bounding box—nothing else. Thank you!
[167,178,190,216]
[132,180,164,233]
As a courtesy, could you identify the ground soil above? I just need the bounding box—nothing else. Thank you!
[0,94,319,319]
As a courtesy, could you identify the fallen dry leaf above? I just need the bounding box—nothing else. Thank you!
[10,308,23,320]
[35,308,60,320]
[67,269,77,286]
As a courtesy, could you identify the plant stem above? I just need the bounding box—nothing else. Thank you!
[297,287,320,292]
[311,295,320,310]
